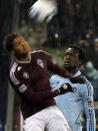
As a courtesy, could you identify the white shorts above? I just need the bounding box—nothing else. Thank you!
[23,106,71,131]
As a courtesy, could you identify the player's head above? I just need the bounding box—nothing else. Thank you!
[64,46,85,72]
[4,33,30,58]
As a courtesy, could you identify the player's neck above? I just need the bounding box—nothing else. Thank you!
[70,69,79,76]
[67,68,79,76]
[16,53,31,62]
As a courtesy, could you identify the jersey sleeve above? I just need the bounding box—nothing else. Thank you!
[82,83,96,131]
[9,73,58,105]
[39,50,70,77]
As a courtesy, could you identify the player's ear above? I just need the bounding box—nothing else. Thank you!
[79,59,83,67]
[10,50,15,55]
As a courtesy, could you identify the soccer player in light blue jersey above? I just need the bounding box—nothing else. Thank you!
[50,46,96,131]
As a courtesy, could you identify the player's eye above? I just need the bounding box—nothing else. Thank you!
[64,52,72,56]
[15,42,21,47]
[21,39,25,42]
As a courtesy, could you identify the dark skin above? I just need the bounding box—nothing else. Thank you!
[10,37,84,83]
[10,36,31,61]
[64,48,82,75]
[11,37,81,74]
[45,48,84,131]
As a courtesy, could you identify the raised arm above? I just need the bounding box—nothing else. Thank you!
[40,50,85,83]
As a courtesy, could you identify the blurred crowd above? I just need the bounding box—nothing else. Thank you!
[0,0,98,130]
[16,1,98,129]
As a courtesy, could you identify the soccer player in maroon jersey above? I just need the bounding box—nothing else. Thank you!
[4,33,82,131]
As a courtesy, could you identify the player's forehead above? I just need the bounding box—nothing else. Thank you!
[12,36,24,48]
[65,48,78,54]
[12,36,23,44]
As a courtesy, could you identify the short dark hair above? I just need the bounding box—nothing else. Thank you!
[67,45,85,63]
[3,33,19,52]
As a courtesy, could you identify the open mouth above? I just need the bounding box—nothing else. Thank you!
[64,61,70,64]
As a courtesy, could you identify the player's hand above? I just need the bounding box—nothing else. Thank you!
[56,83,73,95]
[69,76,85,84]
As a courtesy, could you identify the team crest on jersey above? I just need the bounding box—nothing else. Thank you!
[23,72,29,79]
[37,59,44,68]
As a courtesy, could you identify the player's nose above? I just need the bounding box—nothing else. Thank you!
[64,55,70,60]
[21,42,26,47]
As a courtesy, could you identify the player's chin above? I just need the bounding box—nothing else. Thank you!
[64,63,70,68]
[21,49,29,55]
[23,47,30,53]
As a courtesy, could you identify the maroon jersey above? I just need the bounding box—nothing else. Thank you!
[10,50,69,119]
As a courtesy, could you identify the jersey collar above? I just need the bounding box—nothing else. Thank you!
[73,70,81,77]
[16,52,31,64]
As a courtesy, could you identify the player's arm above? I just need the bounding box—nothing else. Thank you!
[82,83,96,131]
[46,53,70,77]
[10,75,73,105]
[40,50,85,83]
[47,57,85,83]
[10,78,58,104]
[50,75,76,94]
[39,50,70,77]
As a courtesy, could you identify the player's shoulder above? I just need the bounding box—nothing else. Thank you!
[50,75,66,84]
[51,74,63,80]
[31,50,49,55]
[80,75,94,99]
[80,74,93,90]
[30,50,50,59]
[10,61,18,74]
[50,74,65,88]
[10,61,20,85]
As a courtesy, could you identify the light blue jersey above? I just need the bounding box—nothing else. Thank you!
[50,70,96,131]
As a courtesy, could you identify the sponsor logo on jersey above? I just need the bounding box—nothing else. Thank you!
[23,72,29,79]
[37,59,44,68]
[19,84,27,93]
[17,66,22,71]
[88,101,94,106]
